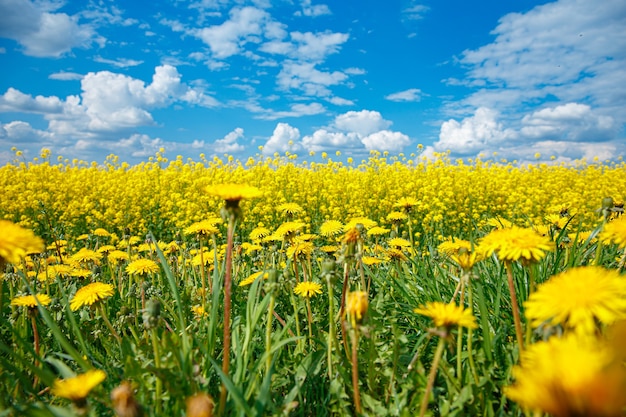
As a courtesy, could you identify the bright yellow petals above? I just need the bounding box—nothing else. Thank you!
[294,281,323,298]
[505,333,626,417]
[388,237,411,249]
[319,220,344,238]
[599,215,626,248]
[69,248,102,265]
[277,202,304,217]
[239,271,268,287]
[51,369,106,401]
[478,226,554,263]
[184,218,221,236]
[525,266,626,334]
[206,183,262,202]
[11,293,52,308]
[414,302,477,329]
[126,259,160,276]
[70,282,115,311]
[0,220,44,265]
[394,197,419,212]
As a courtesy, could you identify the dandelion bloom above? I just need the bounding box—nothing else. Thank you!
[70,282,115,311]
[206,183,262,202]
[478,226,554,263]
[599,215,626,248]
[366,226,390,237]
[345,291,369,326]
[388,237,411,249]
[69,248,103,265]
[239,271,268,287]
[414,302,477,329]
[294,281,323,298]
[505,333,626,417]
[249,226,271,242]
[286,241,314,258]
[11,294,52,308]
[525,266,626,334]
[126,259,159,276]
[184,219,221,237]
[51,369,106,401]
[394,197,420,213]
[386,211,408,222]
[92,228,110,237]
[0,220,44,265]
[277,202,304,217]
[344,217,377,231]
[272,221,306,241]
[319,220,344,238]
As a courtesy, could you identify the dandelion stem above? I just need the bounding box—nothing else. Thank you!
[505,261,524,353]
[350,326,362,415]
[265,291,275,374]
[326,278,336,379]
[419,336,446,417]
[98,303,121,344]
[150,328,162,414]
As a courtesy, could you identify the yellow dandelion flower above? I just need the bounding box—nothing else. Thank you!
[11,293,52,308]
[239,271,268,287]
[126,259,159,276]
[277,202,304,217]
[386,211,408,222]
[286,241,314,258]
[0,220,44,265]
[366,226,390,237]
[92,228,110,237]
[206,183,262,202]
[525,266,626,334]
[249,226,271,242]
[388,237,411,248]
[599,215,626,248]
[192,305,208,318]
[414,302,477,329]
[438,238,472,255]
[69,248,102,265]
[108,250,130,264]
[320,245,339,253]
[294,281,323,298]
[394,197,419,212]
[361,256,384,266]
[486,217,513,229]
[320,220,344,237]
[52,369,106,401]
[70,282,115,311]
[344,217,377,231]
[241,242,263,255]
[505,333,626,417]
[568,230,595,245]
[345,291,369,326]
[184,219,221,237]
[272,221,306,241]
[478,226,554,263]
[97,245,116,254]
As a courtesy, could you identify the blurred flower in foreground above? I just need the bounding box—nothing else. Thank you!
[11,293,51,309]
[345,291,369,327]
[599,215,626,248]
[0,220,44,265]
[505,333,626,417]
[524,266,626,335]
[478,225,554,263]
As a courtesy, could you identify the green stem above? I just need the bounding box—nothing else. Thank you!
[98,303,121,344]
[505,262,524,354]
[150,329,162,414]
[419,337,446,417]
[326,278,336,379]
[265,291,275,374]
[351,326,362,415]
[305,297,314,349]
[466,281,479,385]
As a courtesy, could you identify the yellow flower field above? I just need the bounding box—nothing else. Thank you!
[1,148,626,416]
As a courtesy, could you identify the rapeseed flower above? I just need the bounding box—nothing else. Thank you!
[0,220,44,265]
[294,281,323,298]
[70,282,115,311]
[478,226,554,263]
[525,266,626,334]
[505,333,626,417]
[52,369,106,401]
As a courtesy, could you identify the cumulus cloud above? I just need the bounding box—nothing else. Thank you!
[334,110,392,136]
[0,0,99,57]
[277,61,348,96]
[0,88,66,113]
[361,130,410,152]
[385,88,423,102]
[211,128,245,153]
[295,0,331,17]
[0,120,53,144]
[437,108,516,155]
[263,123,302,155]
[301,130,361,152]
[49,72,83,81]
[256,102,326,120]
[520,103,617,142]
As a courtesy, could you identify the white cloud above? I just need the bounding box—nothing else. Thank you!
[295,0,331,17]
[361,130,410,152]
[437,108,516,155]
[49,72,83,81]
[0,0,98,57]
[0,120,53,144]
[256,102,326,120]
[263,123,302,155]
[334,110,392,136]
[94,56,144,68]
[211,127,245,153]
[521,103,617,142]
[277,61,348,96]
[327,96,354,106]
[403,4,430,21]
[193,6,270,59]
[290,31,348,61]
[116,134,165,158]
[0,88,66,113]
[301,129,361,152]
[385,88,423,102]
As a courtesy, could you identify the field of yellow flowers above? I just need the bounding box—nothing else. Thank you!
[2,147,626,417]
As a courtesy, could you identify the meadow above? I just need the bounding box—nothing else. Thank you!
[1,147,626,417]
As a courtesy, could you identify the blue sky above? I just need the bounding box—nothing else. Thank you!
[1,0,625,165]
